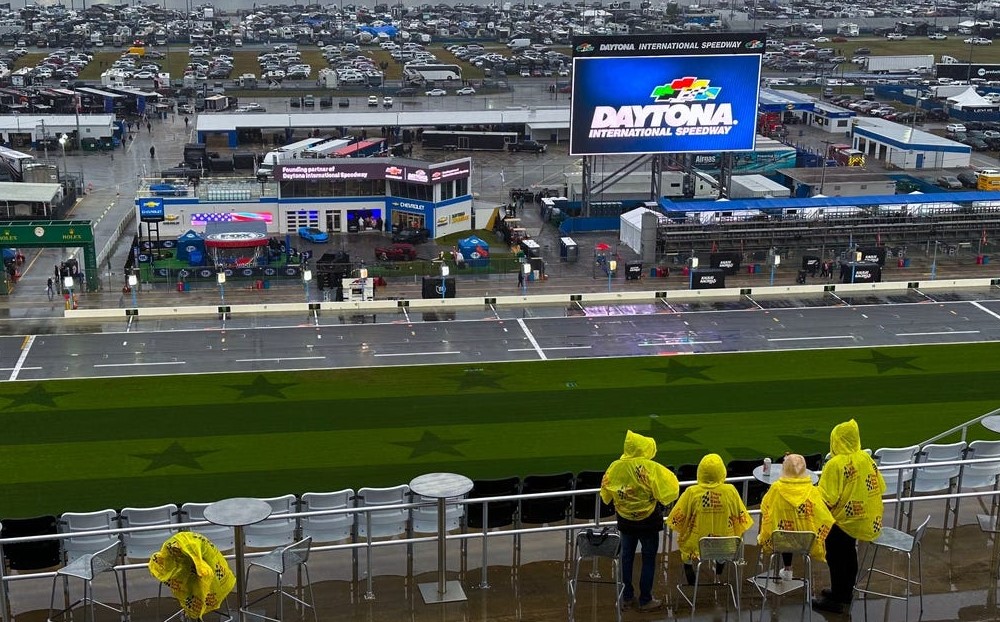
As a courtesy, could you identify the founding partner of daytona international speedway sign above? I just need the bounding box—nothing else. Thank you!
[568,32,765,156]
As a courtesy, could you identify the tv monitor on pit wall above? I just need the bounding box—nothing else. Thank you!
[569,32,765,156]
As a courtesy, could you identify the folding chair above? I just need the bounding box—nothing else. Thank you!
[568,527,623,622]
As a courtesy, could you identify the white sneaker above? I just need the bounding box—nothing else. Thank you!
[779,568,794,582]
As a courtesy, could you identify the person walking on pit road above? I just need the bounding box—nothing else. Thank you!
[46,278,54,301]
[150,145,155,159]
[600,430,680,612]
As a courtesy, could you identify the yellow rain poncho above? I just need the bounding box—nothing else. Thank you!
[149,532,235,620]
[758,460,836,562]
[818,419,886,542]
[600,430,680,527]
[667,454,753,563]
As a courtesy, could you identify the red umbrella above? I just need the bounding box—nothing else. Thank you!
[594,242,611,251]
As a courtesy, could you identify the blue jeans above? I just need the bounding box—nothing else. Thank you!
[620,530,660,604]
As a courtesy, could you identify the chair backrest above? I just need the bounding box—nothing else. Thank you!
[875,445,920,493]
[803,453,824,471]
[572,470,614,521]
[520,472,574,525]
[278,536,312,572]
[911,515,932,547]
[466,477,520,529]
[180,502,235,552]
[771,530,816,556]
[89,541,122,577]
[575,528,621,560]
[962,440,1000,489]
[60,510,119,563]
[356,485,409,539]
[698,536,743,562]
[0,515,61,570]
[245,494,297,548]
[674,464,699,485]
[410,492,465,534]
[913,442,967,493]
[726,459,768,506]
[300,490,355,543]
[120,504,179,560]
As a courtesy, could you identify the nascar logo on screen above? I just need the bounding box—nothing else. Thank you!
[570,55,761,155]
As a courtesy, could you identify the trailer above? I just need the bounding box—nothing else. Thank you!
[204,94,230,111]
[330,138,386,158]
[866,54,934,74]
[0,145,36,182]
[302,138,353,158]
[421,130,518,151]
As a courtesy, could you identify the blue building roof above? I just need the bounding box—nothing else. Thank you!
[758,88,817,113]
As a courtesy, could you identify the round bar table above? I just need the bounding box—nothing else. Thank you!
[204,497,272,622]
[409,473,474,604]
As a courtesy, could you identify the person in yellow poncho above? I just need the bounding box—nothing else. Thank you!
[600,430,680,612]
[758,454,835,583]
[149,532,235,620]
[812,419,885,614]
[667,453,753,585]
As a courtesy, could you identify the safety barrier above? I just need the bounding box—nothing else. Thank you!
[64,276,1000,320]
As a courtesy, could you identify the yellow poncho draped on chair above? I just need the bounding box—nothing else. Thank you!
[149,532,235,620]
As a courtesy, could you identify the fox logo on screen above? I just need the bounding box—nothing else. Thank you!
[589,76,736,138]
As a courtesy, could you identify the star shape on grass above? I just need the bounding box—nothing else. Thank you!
[776,434,829,457]
[644,359,713,384]
[1,384,72,408]
[851,350,922,374]
[451,369,508,391]
[225,375,296,399]
[132,442,217,472]
[647,417,701,445]
[392,431,470,459]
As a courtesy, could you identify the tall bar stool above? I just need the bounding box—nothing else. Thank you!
[47,541,123,622]
[855,515,930,622]
[756,530,815,621]
[676,536,744,622]
[568,527,623,622]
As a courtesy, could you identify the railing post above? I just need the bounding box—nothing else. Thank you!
[364,511,375,601]
[0,544,10,622]
[479,501,490,589]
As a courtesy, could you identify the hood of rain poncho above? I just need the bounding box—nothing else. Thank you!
[696,453,726,489]
[621,429,657,460]
[149,532,235,620]
[772,476,815,507]
[830,419,861,456]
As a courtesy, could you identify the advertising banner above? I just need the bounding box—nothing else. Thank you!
[570,33,764,156]
[840,262,882,284]
[690,268,726,289]
[138,197,165,222]
[709,252,741,275]
[421,276,456,299]
[275,159,470,185]
[859,247,887,266]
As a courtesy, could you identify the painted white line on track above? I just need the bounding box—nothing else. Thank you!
[373,351,460,357]
[767,335,854,342]
[971,301,1000,322]
[895,330,980,337]
[9,336,35,381]
[517,318,547,360]
[638,340,723,347]
[0,367,41,371]
[508,345,592,352]
[94,361,187,368]
[235,356,327,362]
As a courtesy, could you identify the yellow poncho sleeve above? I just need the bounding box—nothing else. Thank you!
[149,532,236,620]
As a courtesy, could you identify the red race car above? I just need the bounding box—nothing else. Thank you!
[375,243,417,261]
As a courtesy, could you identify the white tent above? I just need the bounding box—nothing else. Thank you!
[619,207,666,254]
[947,87,998,110]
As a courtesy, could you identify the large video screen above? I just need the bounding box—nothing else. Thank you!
[569,33,765,156]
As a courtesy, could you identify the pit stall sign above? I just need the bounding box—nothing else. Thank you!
[569,32,765,156]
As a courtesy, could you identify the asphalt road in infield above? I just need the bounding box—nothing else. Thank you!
[2,289,1000,381]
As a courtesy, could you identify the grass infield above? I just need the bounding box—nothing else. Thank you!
[1,342,999,517]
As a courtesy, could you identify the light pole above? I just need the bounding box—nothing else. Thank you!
[217,271,226,303]
[128,273,138,308]
[770,253,781,285]
[607,259,617,292]
[440,265,449,299]
[63,275,75,310]
[58,134,69,181]
[931,240,939,280]
[303,269,312,303]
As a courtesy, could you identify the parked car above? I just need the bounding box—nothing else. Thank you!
[338,97,350,108]
[149,183,187,196]
[425,88,447,96]
[886,33,907,40]
[456,86,476,95]
[508,140,546,153]
[937,175,963,189]
[297,227,329,243]
[928,33,948,40]
[383,96,393,108]
[946,123,967,134]
[391,227,430,244]
[396,87,417,97]
[374,243,417,261]
[368,95,379,107]
[958,171,979,187]
[178,103,194,114]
